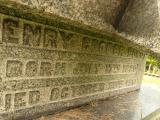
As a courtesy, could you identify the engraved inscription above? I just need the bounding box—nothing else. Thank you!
[105,64,121,74]
[122,64,138,73]
[109,81,125,90]
[26,61,38,77]
[60,31,73,49]
[50,88,60,101]
[54,62,66,75]
[23,23,41,47]
[6,60,23,77]
[40,62,52,76]
[14,92,26,108]
[74,63,99,75]
[44,28,57,48]
[71,83,105,97]
[29,91,40,105]
[61,87,70,99]
[113,44,120,56]
[3,18,19,44]
[126,79,136,86]
[82,37,92,52]
[90,64,98,74]
[5,94,12,111]
[0,15,145,59]
[5,59,139,78]
[2,80,140,111]
[0,14,145,114]
[91,39,99,53]
[50,83,105,101]
[99,41,106,54]
[73,63,91,75]
[106,43,114,55]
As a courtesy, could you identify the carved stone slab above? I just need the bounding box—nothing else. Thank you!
[0,13,145,119]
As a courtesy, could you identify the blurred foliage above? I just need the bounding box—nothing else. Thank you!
[146,56,160,74]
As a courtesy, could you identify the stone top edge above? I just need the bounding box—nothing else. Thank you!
[0,0,158,58]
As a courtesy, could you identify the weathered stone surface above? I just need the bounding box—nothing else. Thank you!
[0,12,146,119]
[1,0,160,56]
[6,0,127,31]
[119,0,160,53]
[0,0,151,119]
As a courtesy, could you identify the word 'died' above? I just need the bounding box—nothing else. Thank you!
[2,79,139,111]
[5,59,139,78]
[0,17,144,58]
[4,83,105,111]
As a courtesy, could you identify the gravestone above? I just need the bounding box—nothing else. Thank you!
[0,0,147,120]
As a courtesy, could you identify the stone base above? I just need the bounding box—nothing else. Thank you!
[1,85,140,120]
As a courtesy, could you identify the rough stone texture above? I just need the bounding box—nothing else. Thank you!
[0,10,145,120]
[7,0,127,31]
[2,0,160,56]
[36,83,160,120]
[0,0,150,119]
[119,0,160,53]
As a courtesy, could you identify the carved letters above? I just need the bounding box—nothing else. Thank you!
[40,62,52,76]
[23,23,41,47]
[1,17,144,58]
[0,14,144,114]
[123,64,138,73]
[5,94,11,111]
[109,81,124,90]
[29,91,40,105]
[3,82,106,111]
[14,92,26,108]
[61,87,70,99]
[3,78,139,111]
[126,79,136,86]
[60,31,73,49]
[44,29,57,48]
[99,41,106,54]
[106,43,114,55]
[50,87,70,101]
[54,62,66,75]
[82,37,92,52]
[26,61,38,77]
[3,19,19,44]
[91,39,99,53]
[105,64,121,74]
[50,88,60,101]
[5,59,139,78]
[73,63,99,75]
[6,60,23,77]
[71,83,105,97]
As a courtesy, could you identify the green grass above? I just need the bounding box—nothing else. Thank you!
[143,75,160,86]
